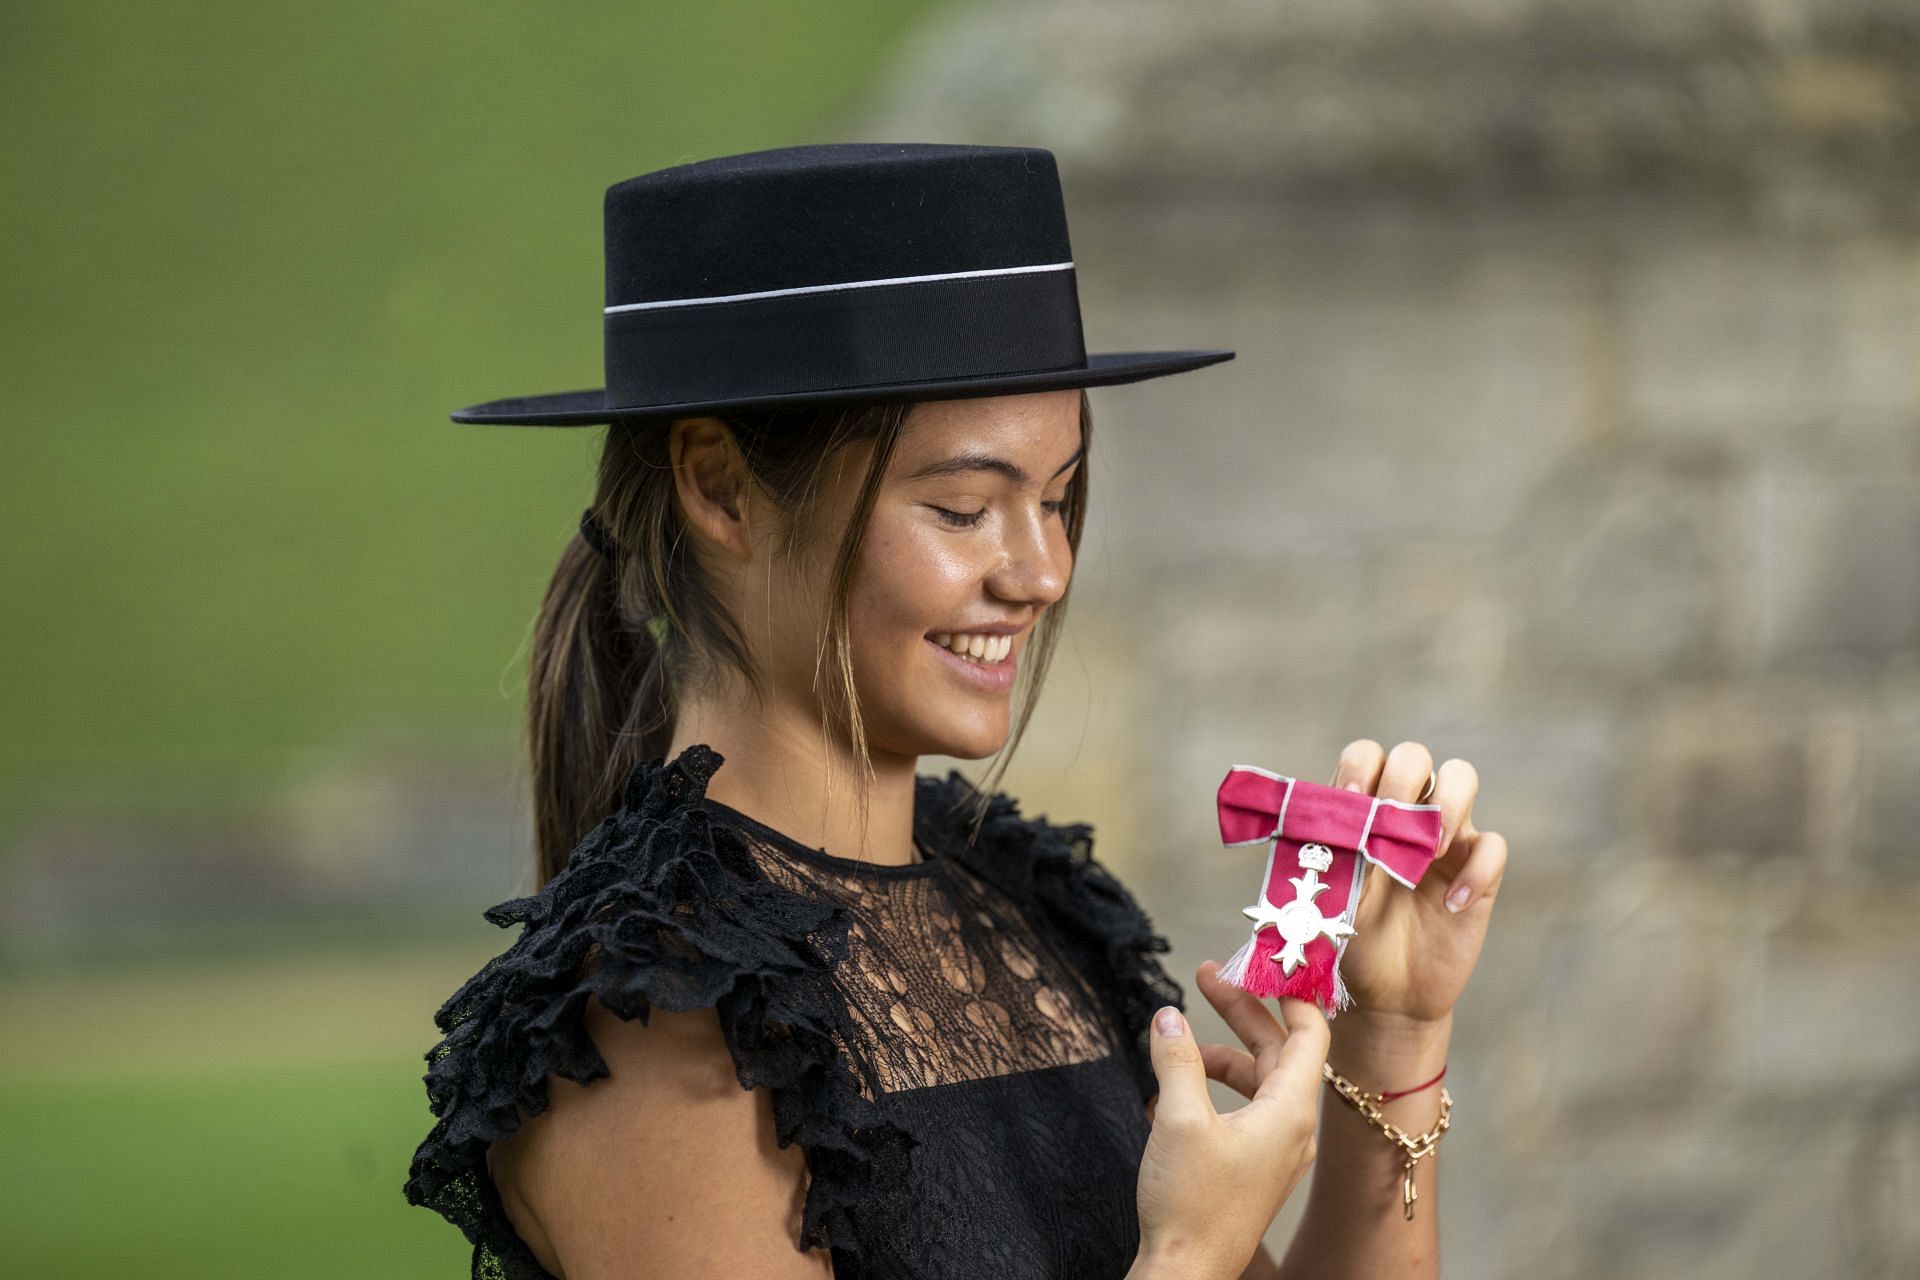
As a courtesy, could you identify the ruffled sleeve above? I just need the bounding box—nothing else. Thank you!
[927,776,1188,1108]
[402,743,918,1279]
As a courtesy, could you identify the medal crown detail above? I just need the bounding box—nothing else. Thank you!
[1297,842,1334,873]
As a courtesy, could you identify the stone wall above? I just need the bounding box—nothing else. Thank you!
[864,3,1920,1276]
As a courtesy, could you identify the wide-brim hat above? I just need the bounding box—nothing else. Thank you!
[450,143,1234,426]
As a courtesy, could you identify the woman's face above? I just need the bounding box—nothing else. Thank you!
[781,389,1083,762]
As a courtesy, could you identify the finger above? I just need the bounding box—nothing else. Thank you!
[1252,996,1330,1108]
[1199,1040,1261,1099]
[1426,757,1480,874]
[1443,827,1508,914]
[1329,738,1386,794]
[1146,1005,1215,1125]
[1196,959,1288,1068]
[1377,740,1435,803]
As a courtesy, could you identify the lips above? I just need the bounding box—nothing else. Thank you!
[923,635,1018,692]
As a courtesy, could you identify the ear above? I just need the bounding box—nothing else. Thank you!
[669,417,754,562]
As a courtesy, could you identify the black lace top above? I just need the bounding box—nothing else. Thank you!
[403,742,1186,1279]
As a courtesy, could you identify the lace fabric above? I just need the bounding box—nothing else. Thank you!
[403,743,1186,1279]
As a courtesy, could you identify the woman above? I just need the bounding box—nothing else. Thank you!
[404,144,1506,1280]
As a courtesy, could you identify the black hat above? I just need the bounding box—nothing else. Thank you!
[450,142,1234,426]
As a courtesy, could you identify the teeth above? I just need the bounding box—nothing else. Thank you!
[930,632,1011,663]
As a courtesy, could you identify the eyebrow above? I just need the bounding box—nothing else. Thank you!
[902,442,1085,486]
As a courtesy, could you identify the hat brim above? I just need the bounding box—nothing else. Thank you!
[448,349,1234,425]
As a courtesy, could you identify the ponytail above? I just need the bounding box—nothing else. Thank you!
[525,520,673,889]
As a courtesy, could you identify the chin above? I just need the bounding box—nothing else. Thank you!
[875,706,1012,762]
[856,644,1019,760]
[925,726,1010,761]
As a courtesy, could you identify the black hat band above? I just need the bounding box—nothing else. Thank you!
[602,262,1087,408]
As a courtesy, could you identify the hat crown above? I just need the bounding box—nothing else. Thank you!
[602,143,1074,308]
[446,142,1233,424]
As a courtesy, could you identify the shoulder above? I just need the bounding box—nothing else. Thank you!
[488,995,830,1278]
[918,771,1188,1101]
[404,743,914,1275]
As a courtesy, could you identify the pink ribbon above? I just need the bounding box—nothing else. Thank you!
[1214,765,1446,1015]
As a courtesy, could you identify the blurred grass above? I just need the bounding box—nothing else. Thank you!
[4,1065,453,1276]
[0,4,950,1273]
[0,939,506,1276]
[0,0,951,821]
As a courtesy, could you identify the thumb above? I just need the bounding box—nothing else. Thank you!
[1147,1005,1213,1124]
[1253,996,1331,1107]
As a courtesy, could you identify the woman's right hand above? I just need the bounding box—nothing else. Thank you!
[1130,995,1330,1280]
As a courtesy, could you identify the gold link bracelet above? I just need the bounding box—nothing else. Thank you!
[1321,1062,1453,1220]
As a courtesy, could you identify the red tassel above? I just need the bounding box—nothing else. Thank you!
[1223,926,1338,1011]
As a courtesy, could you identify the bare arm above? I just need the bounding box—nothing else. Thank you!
[1273,1011,1451,1280]
[487,995,835,1279]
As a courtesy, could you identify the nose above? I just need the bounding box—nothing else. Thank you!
[985,505,1071,608]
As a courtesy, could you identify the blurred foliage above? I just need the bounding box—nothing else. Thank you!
[0,0,950,820]
[3,1064,451,1275]
[0,4,949,1273]
[0,937,509,1274]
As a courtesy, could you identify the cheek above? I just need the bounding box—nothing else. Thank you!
[849,519,978,637]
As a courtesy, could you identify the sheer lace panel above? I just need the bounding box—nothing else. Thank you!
[702,799,1122,1103]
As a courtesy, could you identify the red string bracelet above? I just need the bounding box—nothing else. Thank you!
[1378,1065,1447,1102]
[1320,1063,1455,1219]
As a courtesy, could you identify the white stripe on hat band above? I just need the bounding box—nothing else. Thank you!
[603,261,1076,314]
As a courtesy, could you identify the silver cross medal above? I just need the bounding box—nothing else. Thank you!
[1240,842,1356,974]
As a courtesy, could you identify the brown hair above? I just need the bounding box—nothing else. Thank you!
[524,393,1094,888]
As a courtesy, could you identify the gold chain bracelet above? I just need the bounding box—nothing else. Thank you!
[1321,1062,1453,1220]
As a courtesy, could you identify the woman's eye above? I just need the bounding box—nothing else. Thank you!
[930,500,1064,528]
[932,505,987,529]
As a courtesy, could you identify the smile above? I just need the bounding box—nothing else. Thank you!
[924,633,1018,692]
[929,632,1011,663]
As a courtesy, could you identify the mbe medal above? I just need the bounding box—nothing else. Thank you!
[1214,765,1446,1015]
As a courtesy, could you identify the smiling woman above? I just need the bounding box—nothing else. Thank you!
[403,144,1336,1280]
[524,388,1093,886]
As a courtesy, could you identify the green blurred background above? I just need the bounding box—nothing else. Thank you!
[0,3,949,1272]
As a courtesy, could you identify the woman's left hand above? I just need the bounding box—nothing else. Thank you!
[1326,738,1507,1032]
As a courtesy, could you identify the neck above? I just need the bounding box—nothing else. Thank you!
[667,695,921,868]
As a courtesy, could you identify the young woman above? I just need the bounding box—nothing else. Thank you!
[403,144,1506,1280]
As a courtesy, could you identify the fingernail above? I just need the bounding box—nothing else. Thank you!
[1156,1006,1186,1037]
[1343,781,1365,793]
[1446,883,1471,913]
